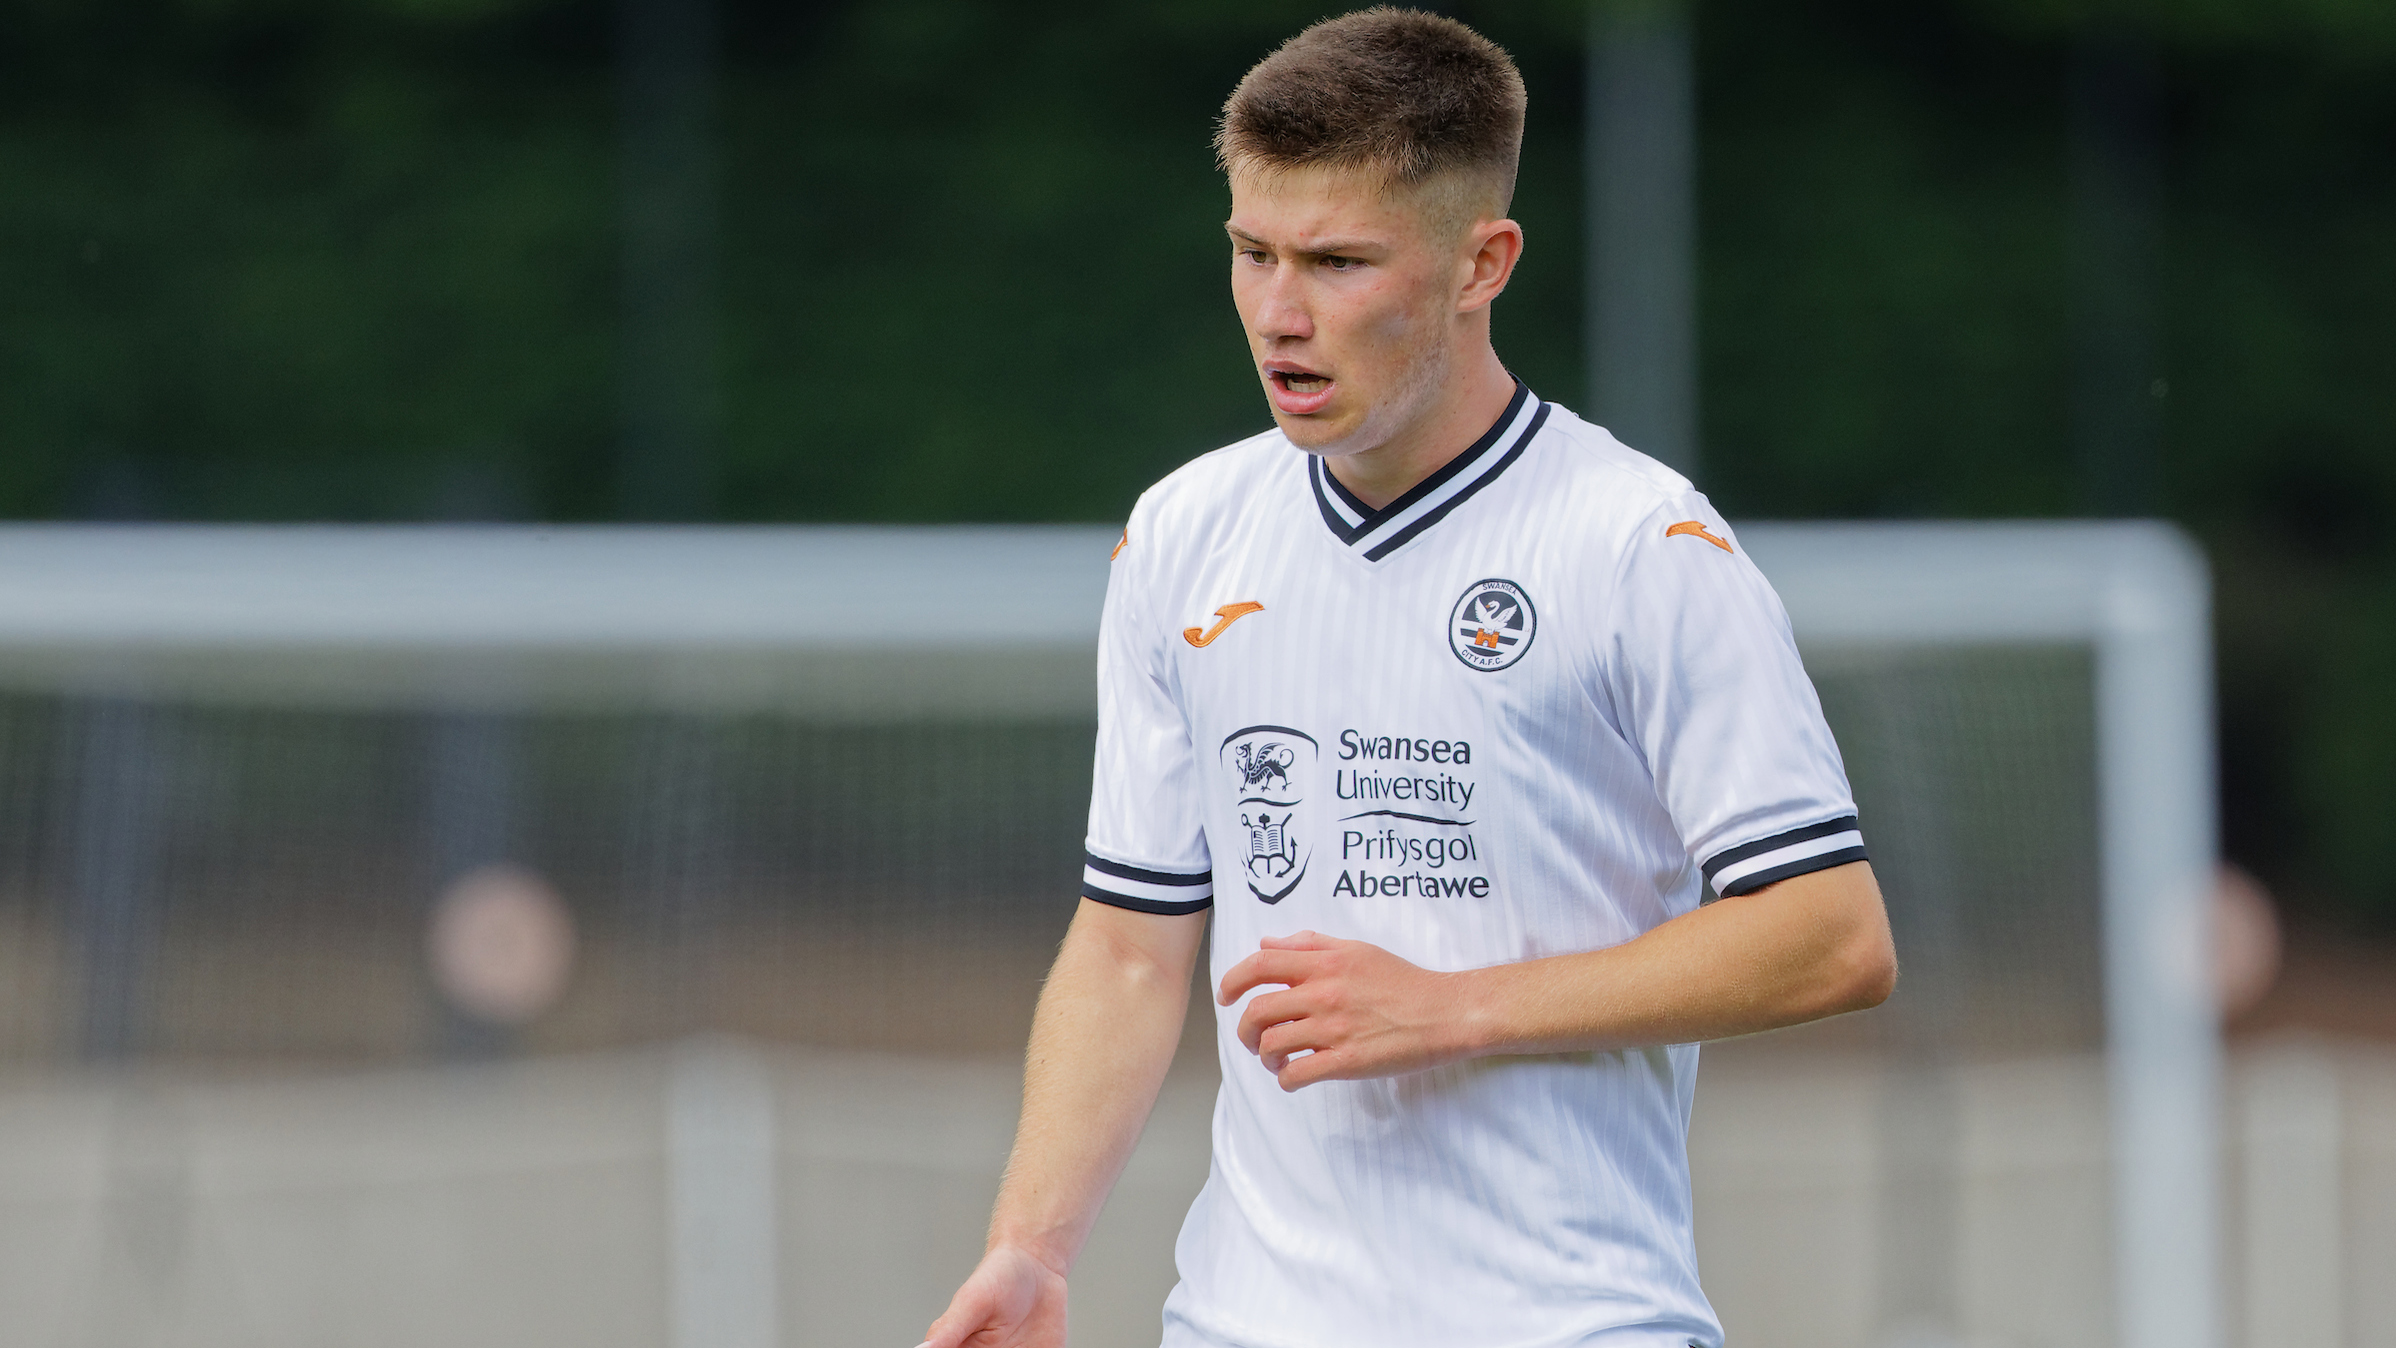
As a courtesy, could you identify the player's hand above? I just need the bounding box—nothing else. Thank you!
[1218,930,1471,1091]
[920,1244,1066,1348]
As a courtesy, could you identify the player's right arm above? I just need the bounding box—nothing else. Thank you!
[921,898,1205,1348]
[927,513,1213,1348]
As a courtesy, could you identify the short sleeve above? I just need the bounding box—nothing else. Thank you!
[1605,498,1867,899]
[1081,512,1214,915]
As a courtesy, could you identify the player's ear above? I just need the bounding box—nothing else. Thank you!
[1457,217,1522,314]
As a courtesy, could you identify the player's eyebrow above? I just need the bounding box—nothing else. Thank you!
[1224,225,1381,257]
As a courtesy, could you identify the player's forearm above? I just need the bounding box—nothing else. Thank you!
[987,898,1204,1275]
[1453,861,1895,1057]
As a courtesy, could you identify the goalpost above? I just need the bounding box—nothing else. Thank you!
[0,520,2216,1348]
[1743,521,2218,1348]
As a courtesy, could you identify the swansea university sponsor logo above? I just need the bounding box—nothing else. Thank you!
[1332,727,1492,900]
[1221,725,1316,904]
[1448,578,1536,672]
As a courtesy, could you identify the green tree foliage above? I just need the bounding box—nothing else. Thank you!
[1700,0,2396,923]
[0,0,2390,922]
[709,2,1589,521]
[0,0,618,517]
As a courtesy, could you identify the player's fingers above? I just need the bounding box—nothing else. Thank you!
[1257,929,1339,952]
[920,1287,991,1348]
[1256,1015,1333,1068]
[1235,986,1314,1054]
[1218,948,1319,1005]
[922,1246,1041,1348]
[1218,949,1304,1004]
[1276,1046,1353,1091]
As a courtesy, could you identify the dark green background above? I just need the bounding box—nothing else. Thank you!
[3,0,2391,924]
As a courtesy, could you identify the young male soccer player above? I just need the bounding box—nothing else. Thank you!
[925,10,1895,1347]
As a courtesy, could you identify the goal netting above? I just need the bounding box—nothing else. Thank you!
[0,523,2217,1348]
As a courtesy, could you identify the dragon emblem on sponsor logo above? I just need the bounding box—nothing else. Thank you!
[1234,741,1294,794]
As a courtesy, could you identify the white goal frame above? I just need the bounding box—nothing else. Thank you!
[0,520,2218,1348]
[1744,521,2219,1348]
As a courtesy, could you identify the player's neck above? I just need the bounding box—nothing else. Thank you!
[1321,348,1517,511]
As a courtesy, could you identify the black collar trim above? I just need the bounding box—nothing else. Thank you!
[1307,381,1545,562]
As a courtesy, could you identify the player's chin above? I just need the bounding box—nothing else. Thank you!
[1271,406,1360,454]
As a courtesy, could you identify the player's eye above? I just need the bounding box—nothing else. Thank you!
[1238,248,1271,265]
[1322,255,1362,272]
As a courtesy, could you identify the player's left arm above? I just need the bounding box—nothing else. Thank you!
[1219,860,1891,1090]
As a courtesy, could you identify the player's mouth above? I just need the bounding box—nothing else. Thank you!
[1265,364,1336,416]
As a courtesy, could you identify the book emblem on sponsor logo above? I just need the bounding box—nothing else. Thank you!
[1447,579,1536,672]
[1184,601,1264,647]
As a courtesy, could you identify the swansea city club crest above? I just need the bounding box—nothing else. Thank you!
[1220,724,1316,904]
[1449,578,1536,671]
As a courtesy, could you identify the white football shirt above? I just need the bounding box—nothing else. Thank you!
[1081,383,1865,1348]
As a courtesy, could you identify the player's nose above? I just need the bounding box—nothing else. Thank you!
[1251,262,1314,341]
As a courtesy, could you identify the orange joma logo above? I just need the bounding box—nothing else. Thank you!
[1110,530,1128,560]
[1184,601,1264,647]
[1665,520,1733,553]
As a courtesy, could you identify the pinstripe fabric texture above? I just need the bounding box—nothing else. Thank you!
[1085,392,1863,1348]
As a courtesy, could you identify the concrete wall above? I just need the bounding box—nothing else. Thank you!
[0,1038,2384,1348]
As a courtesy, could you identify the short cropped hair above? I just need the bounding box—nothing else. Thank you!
[1216,8,1527,229]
